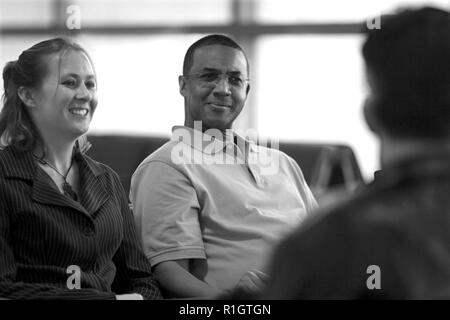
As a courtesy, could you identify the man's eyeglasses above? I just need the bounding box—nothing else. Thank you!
[183,72,249,89]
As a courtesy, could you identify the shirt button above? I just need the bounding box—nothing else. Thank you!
[84,227,95,236]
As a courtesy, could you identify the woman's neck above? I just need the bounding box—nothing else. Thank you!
[34,139,76,174]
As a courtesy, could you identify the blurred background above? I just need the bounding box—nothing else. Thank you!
[1,0,449,199]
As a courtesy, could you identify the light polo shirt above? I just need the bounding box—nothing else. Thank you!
[130,126,317,291]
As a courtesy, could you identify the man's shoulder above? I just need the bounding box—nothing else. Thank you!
[252,143,296,163]
[141,140,178,163]
[254,143,305,176]
[133,140,189,178]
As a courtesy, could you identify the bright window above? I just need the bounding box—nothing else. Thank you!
[255,0,450,23]
[2,0,446,181]
[255,35,378,180]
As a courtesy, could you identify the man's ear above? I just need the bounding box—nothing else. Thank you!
[178,75,186,96]
[245,83,251,96]
[363,97,380,134]
[17,86,37,108]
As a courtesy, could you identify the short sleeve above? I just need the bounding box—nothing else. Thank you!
[130,161,206,267]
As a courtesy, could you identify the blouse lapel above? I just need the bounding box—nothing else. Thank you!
[77,153,110,217]
[32,167,89,215]
[3,147,108,217]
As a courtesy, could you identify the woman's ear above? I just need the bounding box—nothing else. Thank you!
[17,86,37,108]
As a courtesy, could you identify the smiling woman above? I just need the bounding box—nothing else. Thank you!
[21,50,97,152]
[0,38,162,300]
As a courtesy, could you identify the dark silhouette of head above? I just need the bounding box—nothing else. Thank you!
[363,7,450,140]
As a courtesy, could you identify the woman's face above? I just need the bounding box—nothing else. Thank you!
[30,50,97,142]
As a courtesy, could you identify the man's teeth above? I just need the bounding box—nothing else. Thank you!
[69,109,88,116]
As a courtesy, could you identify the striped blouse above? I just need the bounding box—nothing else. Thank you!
[0,146,162,299]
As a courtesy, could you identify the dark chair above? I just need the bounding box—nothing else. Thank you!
[87,134,365,201]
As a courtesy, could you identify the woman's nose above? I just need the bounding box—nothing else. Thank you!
[75,83,91,100]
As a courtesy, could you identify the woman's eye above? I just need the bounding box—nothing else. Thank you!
[63,79,76,87]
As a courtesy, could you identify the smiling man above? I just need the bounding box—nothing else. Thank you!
[130,35,317,298]
[181,41,249,132]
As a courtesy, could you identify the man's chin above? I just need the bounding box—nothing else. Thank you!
[200,119,232,132]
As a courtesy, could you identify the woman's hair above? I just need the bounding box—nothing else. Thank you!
[0,37,94,152]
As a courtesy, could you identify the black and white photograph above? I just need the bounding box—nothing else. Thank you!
[0,0,449,313]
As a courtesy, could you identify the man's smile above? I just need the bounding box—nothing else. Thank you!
[206,102,232,111]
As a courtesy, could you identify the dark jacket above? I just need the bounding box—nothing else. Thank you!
[0,146,162,299]
[265,151,450,299]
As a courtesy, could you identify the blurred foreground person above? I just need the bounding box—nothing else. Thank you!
[265,7,450,299]
[0,38,161,299]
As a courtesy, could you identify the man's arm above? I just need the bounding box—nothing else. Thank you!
[131,158,268,298]
[130,160,207,298]
[154,259,268,299]
[153,259,220,298]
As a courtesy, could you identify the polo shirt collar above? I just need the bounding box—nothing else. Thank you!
[171,125,258,156]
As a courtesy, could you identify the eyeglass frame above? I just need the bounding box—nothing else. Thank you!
[182,71,250,89]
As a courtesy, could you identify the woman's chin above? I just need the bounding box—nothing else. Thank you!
[68,125,90,140]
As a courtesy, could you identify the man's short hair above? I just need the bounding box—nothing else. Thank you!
[362,7,450,139]
[183,34,249,76]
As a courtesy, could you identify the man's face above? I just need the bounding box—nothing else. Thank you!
[179,44,250,131]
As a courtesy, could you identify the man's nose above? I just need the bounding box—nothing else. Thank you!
[213,76,231,96]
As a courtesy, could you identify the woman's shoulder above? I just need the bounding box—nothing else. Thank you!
[81,153,122,183]
[0,145,16,158]
[82,153,115,174]
[81,153,127,197]
[0,146,25,175]
[0,147,5,177]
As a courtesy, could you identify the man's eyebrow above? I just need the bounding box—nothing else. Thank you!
[201,68,243,75]
[227,71,244,76]
[201,67,221,73]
